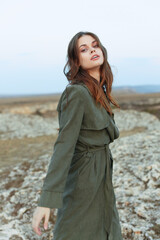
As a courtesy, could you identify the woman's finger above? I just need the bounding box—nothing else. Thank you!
[44,211,50,230]
[32,212,43,236]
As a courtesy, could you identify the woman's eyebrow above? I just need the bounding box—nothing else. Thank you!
[79,40,97,49]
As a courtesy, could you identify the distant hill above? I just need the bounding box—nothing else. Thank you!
[0,84,160,98]
[113,84,160,94]
[0,92,61,98]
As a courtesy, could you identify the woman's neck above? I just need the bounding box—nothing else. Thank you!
[87,69,100,83]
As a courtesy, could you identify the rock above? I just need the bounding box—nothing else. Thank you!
[0,109,160,239]
[0,113,59,140]
[9,235,23,240]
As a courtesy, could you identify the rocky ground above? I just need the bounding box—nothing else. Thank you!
[0,94,160,240]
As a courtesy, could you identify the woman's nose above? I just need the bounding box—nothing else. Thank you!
[90,48,95,53]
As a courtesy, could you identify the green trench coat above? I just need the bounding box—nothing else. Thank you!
[38,83,123,240]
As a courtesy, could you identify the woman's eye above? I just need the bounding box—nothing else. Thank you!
[81,44,98,52]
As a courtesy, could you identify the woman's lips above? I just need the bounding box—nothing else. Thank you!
[91,56,100,61]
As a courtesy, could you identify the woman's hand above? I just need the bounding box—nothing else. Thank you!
[32,206,51,236]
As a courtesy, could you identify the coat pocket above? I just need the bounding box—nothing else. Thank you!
[76,152,95,190]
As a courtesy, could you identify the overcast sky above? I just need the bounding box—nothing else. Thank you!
[0,0,160,95]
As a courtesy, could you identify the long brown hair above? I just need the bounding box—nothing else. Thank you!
[63,31,120,116]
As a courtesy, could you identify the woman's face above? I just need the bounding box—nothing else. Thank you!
[77,35,104,71]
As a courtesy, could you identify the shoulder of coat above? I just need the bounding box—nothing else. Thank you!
[56,84,90,112]
[65,84,89,98]
[69,83,91,96]
[60,84,84,105]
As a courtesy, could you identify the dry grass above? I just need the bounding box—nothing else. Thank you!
[119,126,147,137]
[0,134,58,169]
[113,92,160,119]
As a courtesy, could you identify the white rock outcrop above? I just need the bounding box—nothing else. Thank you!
[0,109,160,240]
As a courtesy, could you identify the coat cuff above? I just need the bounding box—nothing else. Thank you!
[37,190,63,209]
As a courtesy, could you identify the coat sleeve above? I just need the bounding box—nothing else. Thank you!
[37,85,85,209]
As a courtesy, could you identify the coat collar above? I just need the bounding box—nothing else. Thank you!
[77,82,115,119]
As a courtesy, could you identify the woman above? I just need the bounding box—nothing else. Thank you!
[32,31,123,240]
